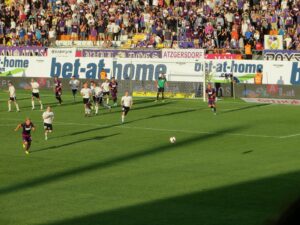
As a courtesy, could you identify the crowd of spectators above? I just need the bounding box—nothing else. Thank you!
[0,0,299,51]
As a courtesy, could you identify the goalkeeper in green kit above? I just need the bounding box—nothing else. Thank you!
[155,73,168,102]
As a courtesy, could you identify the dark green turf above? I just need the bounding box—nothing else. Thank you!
[0,90,300,225]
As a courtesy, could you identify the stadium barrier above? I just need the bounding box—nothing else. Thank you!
[0,77,235,99]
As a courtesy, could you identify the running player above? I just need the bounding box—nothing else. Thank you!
[80,82,92,116]
[121,91,133,123]
[109,77,118,106]
[8,81,20,112]
[92,82,111,115]
[206,83,217,115]
[155,73,167,102]
[69,76,80,102]
[54,77,63,105]
[42,106,54,140]
[15,118,35,155]
[92,82,102,115]
[31,79,43,110]
[101,79,110,105]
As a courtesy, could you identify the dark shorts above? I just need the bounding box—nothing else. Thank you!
[94,97,102,104]
[111,91,117,98]
[92,96,96,103]
[83,98,90,104]
[122,106,130,115]
[72,89,77,95]
[55,92,62,97]
[208,99,216,105]
[22,134,32,143]
[44,123,53,131]
[32,92,40,98]
[9,97,16,101]
[103,92,110,96]
[158,87,165,92]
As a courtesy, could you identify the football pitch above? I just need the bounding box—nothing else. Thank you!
[0,90,300,225]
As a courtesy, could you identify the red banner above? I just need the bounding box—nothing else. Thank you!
[205,54,242,59]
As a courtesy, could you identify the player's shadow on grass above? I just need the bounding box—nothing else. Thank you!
[32,133,120,153]
[37,170,300,225]
[0,125,247,196]
[102,101,174,114]
[68,108,198,137]
[222,103,270,114]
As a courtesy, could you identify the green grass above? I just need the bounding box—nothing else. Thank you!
[0,90,300,225]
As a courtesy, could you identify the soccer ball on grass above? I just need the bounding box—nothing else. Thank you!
[169,137,176,143]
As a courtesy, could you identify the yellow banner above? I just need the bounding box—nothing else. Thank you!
[133,91,194,99]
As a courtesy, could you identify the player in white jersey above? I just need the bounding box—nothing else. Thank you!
[69,76,80,102]
[92,82,111,115]
[8,81,20,112]
[92,82,102,115]
[31,79,43,110]
[42,106,54,140]
[121,91,133,123]
[101,79,110,105]
[80,82,92,116]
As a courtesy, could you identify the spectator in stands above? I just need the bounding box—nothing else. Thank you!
[0,0,299,52]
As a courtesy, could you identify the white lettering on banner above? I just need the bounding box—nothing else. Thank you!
[0,56,299,85]
[242,98,300,105]
[162,49,205,60]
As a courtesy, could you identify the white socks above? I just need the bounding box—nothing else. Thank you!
[95,106,99,114]
[8,102,11,111]
[121,115,124,123]
[32,100,43,110]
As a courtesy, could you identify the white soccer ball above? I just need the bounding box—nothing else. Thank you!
[169,137,176,143]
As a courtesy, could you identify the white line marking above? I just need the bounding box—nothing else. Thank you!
[280,133,300,139]
[0,118,279,139]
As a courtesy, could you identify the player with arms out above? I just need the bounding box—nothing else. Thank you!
[54,77,63,105]
[121,91,133,123]
[155,73,167,102]
[69,76,80,102]
[15,118,35,155]
[109,77,118,106]
[8,81,20,112]
[206,83,217,115]
[31,79,43,110]
[101,79,110,106]
[80,82,92,117]
[42,106,54,140]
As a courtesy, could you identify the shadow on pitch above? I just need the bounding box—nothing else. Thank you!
[68,108,198,137]
[32,133,120,153]
[222,104,270,114]
[0,125,247,196]
[37,170,300,225]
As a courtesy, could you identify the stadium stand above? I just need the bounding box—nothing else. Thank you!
[0,0,299,51]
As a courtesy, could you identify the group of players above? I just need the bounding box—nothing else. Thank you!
[11,73,216,155]
[11,75,133,155]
